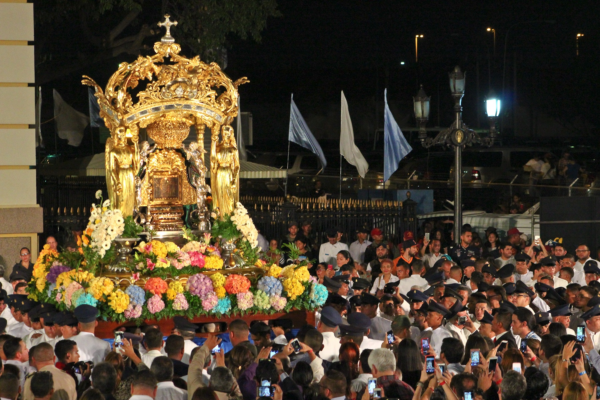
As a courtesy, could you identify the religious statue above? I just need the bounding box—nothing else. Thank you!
[105,127,137,217]
[211,125,240,217]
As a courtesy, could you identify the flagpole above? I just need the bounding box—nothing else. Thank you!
[339,153,342,200]
[285,94,292,198]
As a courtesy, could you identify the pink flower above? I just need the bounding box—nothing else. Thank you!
[173,293,189,310]
[144,243,153,253]
[147,294,165,314]
[124,304,142,318]
[131,273,140,282]
[188,251,206,268]
[64,282,83,307]
[236,292,254,311]
[270,294,287,311]
[146,258,155,270]
[201,291,218,311]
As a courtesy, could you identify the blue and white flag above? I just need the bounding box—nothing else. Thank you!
[289,94,327,171]
[384,89,412,182]
[88,87,105,128]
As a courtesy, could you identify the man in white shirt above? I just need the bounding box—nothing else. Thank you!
[514,254,533,284]
[421,239,444,268]
[6,295,33,338]
[0,266,13,295]
[495,243,516,268]
[583,261,600,286]
[582,304,600,351]
[173,317,198,364]
[349,228,371,264]
[427,301,452,358]
[317,306,342,362]
[151,356,187,400]
[399,260,428,295]
[0,291,17,330]
[540,257,568,288]
[4,336,35,389]
[340,313,382,351]
[550,304,576,336]
[141,328,164,368]
[319,228,349,266]
[130,370,158,400]
[70,305,111,365]
[574,245,594,273]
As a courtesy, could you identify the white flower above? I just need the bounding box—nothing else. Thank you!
[103,199,111,208]
[102,241,111,250]
[95,190,102,199]
[105,210,113,217]
[107,226,116,236]
[113,209,122,216]
[115,216,124,225]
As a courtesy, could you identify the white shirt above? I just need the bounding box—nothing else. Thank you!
[496,257,516,268]
[310,355,325,383]
[370,275,399,295]
[1,306,17,328]
[514,271,533,284]
[320,331,341,362]
[156,381,187,400]
[360,336,383,351]
[7,321,32,338]
[554,276,568,289]
[5,359,34,389]
[257,233,269,253]
[23,329,44,349]
[0,278,13,295]
[70,331,111,364]
[142,349,163,368]
[422,253,443,269]
[430,325,451,358]
[399,274,429,295]
[349,240,371,263]
[319,242,349,266]
[588,328,600,351]
[573,270,586,286]
[532,295,550,312]
[351,373,373,394]
[181,339,198,364]
[131,396,155,400]
[446,323,469,346]
[574,258,593,273]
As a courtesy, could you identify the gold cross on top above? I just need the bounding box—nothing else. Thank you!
[158,14,178,43]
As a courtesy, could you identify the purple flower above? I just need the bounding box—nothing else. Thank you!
[187,273,214,297]
[47,265,71,284]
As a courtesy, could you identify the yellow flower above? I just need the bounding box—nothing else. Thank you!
[204,256,224,270]
[210,273,226,288]
[294,267,311,283]
[254,259,266,268]
[155,258,171,268]
[150,240,168,258]
[166,288,178,301]
[281,266,295,279]
[215,286,227,299]
[164,241,180,254]
[108,289,130,314]
[56,270,94,288]
[267,265,282,278]
[283,277,305,300]
[36,277,46,292]
[168,281,185,294]
[87,277,115,301]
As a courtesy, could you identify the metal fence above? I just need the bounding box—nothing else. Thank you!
[240,196,417,244]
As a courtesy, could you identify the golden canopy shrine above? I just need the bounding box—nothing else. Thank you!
[83,15,248,237]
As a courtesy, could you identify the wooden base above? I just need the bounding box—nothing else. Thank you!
[95,309,316,338]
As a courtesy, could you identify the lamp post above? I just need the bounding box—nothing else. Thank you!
[415,34,424,62]
[414,66,500,244]
[576,33,584,56]
[487,27,496,57]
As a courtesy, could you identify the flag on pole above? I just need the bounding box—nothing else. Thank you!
[384,89,412,182]
[340,91,369,178]
[289,94,327,171]
[53,89,88,147]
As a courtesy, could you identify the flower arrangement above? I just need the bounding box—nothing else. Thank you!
[88,277,115,301]
[187,274,214,297]
[257,276,283,296]
[81,193,124,270]
[108,289,130,313]
[283,277,305,300]
[203,255,223,270]
[144,277,168,296]
[224,274,251,294]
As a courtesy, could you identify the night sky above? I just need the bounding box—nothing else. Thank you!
[40,0,600,160]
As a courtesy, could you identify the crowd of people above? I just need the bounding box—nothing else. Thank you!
[2,225,600,400]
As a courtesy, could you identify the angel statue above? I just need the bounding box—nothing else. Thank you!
[211,125,239,217]
[183,142,211,230]
[133,141,157,224]
[105,127,136,216]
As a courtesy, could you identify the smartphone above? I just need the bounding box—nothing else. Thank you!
[261,380,271,387]
[439,363,446,374]
[596,384,600,400]
[422,338,430,354]
[290,339,302,354]
[512,362,522,373]
[327,265,333,271]
[387,330,395,345]
[535,235,541,245]
[577,325,586,343]
[498,340,508,353]
[425,233,430,241]
[464,392,473,400]
[114,331,124,348]
[269,349,279,359]
[368,378,377,395]
[488,357,498,373]
[298,256,307,261]
[520,340,528,354]
[470,349,480,367]
[257,386,274,397]
[211,344,221,355]
[458,316,467,325]
[372,388,382,399]
[497,355,502,366]
[571,344,583,363]
[426,356,435,374]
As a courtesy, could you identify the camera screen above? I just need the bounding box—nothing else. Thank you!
[291,340,301,353]
[520,341,527,353]
[426,357,435,373]
[489,358,497,372]
[373,388,382,399]
[422,338,430,353]
[471,351,480,366]
[211,345,220,355]
[577,326,586,342]
[269,349,279,359]
[258,386,272,397]
[465,392,473,400]
[368,379,376,395]
[387,332,395,344]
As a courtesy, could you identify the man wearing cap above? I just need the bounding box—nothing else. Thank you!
[535,312,552,335]
[506,228,523,251]
[70,305,111,364]
[514,281,536,314]
[282,221,300,249]
[23,304,46,349]
[172,317,199,364]
[448,227,481,265]
[421,238,444,269]
[55,312,78,340]
[477,311,495,339]
[319,229,349,266]
[318,306,343,362]
[540,257,568,288]
[7,295,33,337]
[351,278,370,296]
[331,275,351,298]
[394,240,419,270]
[323,276,342,295]
[360,294,392,341]
[350,228,371,264]
[0,290,16,330]
[550,304,576,336]
[444,302,473,346]
[340,312,382,351]
[399,260,428,295]
[426,301,452,357]
[364,228,385,265]
[583,260,600,286]
[514,254,533,284]
[581,304,600,350]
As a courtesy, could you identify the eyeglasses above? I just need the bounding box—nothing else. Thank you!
[20,253,29,256]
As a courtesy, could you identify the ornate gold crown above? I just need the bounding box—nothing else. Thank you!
[82,15,249,139]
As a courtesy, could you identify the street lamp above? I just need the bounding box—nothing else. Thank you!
[576,33,584,56]
[485,91,501,139]
[413,85,430,141]
[414,66,498,244]
[487,27,496,57]
[415,34,424,62]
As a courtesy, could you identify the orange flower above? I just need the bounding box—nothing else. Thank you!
[224,274,251,295]
[144,277,168,296]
